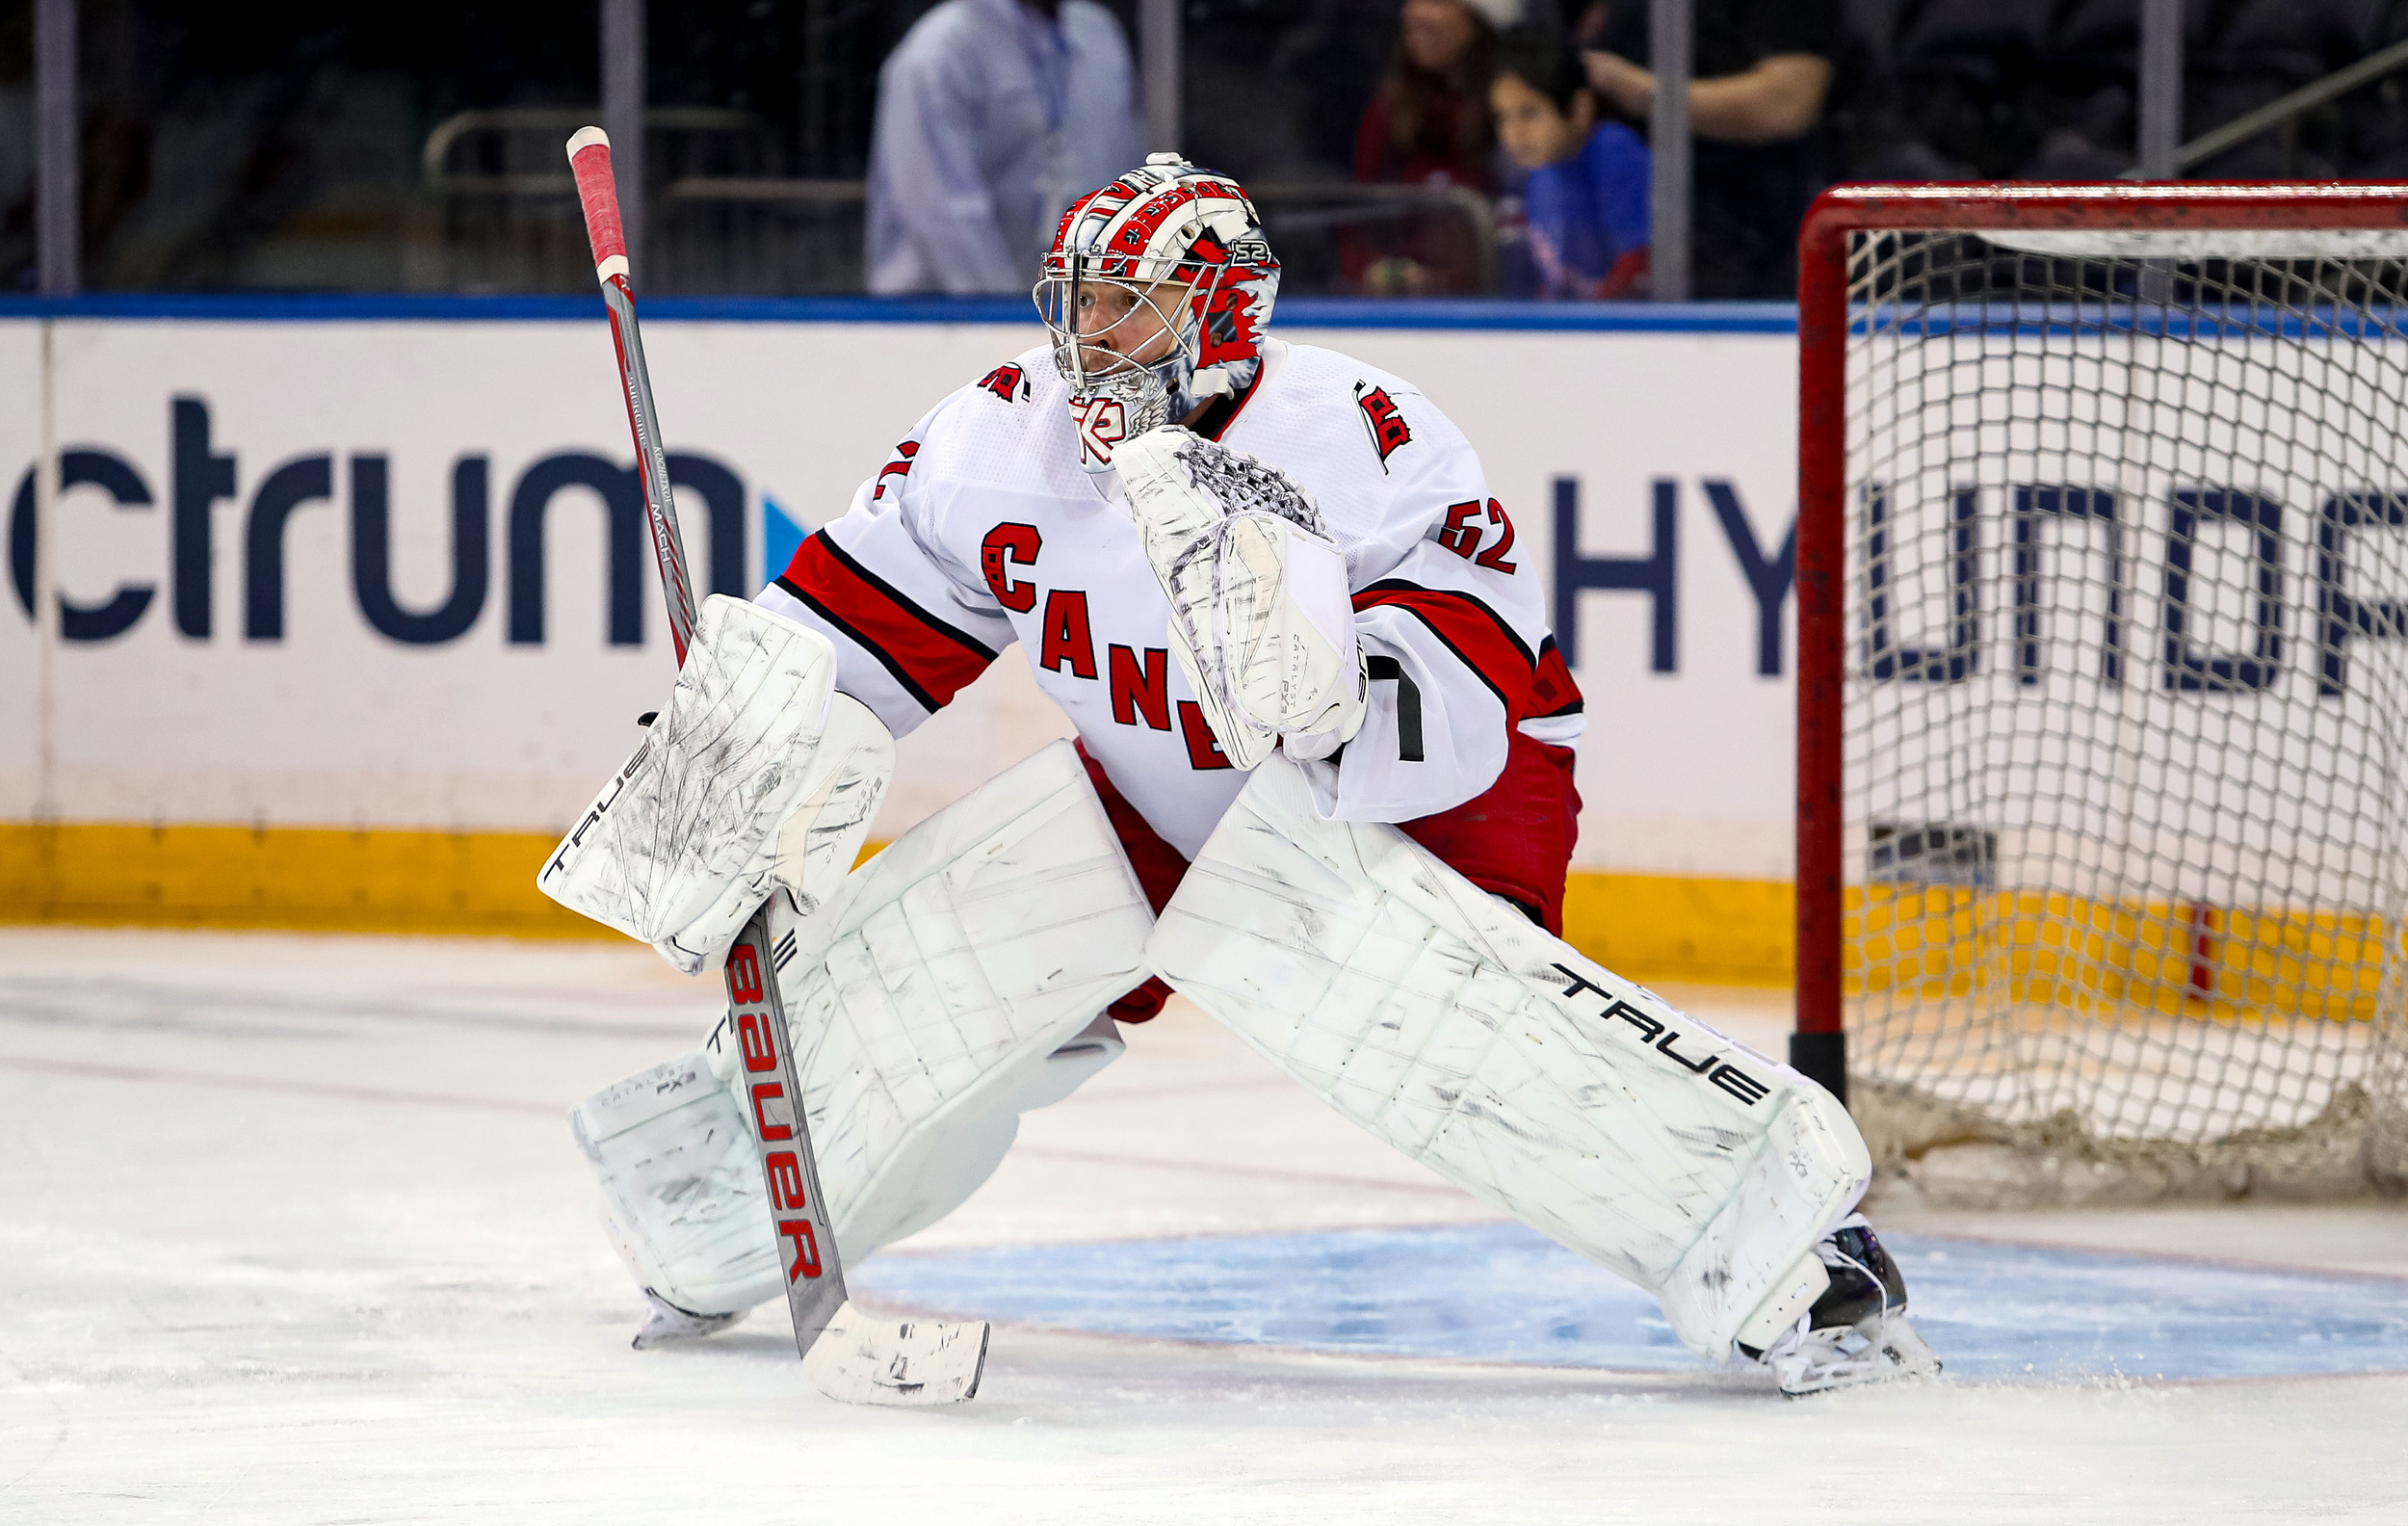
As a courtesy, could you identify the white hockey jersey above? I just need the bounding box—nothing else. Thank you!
[758,337,1583,859]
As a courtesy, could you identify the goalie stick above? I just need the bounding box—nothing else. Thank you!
[565,125,988,1406]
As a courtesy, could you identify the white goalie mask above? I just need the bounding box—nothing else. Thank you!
[1034,153,1282,474]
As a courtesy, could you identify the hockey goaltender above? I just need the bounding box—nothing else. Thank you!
[537,154,1940,1397]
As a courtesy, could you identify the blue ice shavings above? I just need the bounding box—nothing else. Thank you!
[852,1223,2408,1383]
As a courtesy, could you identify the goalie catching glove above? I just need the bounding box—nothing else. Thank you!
[1114,426,1366,769]
[538,593,896,972]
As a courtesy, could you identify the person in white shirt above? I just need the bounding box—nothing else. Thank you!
[866,0,1142,294]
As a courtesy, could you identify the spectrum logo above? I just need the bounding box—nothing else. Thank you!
[6,396,810,646]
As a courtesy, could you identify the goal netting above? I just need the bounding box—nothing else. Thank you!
[1826,209,2408,1205]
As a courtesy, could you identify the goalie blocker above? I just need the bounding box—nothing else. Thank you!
[537,593,895,975]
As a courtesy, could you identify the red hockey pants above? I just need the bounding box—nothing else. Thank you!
[1077,735,1582,1024]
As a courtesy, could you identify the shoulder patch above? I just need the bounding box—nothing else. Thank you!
[977,363,1030,403]
[1354,382,1411,468]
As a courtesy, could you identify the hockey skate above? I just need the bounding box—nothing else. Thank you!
[630,1289,749,1350]
[1742,1216,1942,1397]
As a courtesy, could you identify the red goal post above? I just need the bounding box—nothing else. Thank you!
[1792,185,2408,1201]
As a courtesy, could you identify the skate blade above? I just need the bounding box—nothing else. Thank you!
[801,1302,990,1407]
[1774,1312,1943,1398]
[631,1291,748,1350]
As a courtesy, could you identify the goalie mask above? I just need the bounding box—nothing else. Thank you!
[1034,153,1281,474]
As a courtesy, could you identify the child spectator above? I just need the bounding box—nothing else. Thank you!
[1492,25,1650,300]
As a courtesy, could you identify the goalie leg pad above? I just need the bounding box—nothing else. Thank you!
[1145,759,1871,1361]
[575,1050,771,1319]
[572,740,1152,1316]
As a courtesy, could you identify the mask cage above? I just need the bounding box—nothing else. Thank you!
[1034,252,1236,400]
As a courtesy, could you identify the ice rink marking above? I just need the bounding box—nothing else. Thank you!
[856,1222,2408,1384]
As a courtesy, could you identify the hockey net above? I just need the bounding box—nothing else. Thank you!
[1797,186,2408,1205]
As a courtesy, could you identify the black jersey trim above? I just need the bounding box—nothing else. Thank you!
[774,574,943,712]
[1358,579,1538,669]
[810,531,1001,662]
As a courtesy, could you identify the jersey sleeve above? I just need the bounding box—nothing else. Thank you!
[1297,385,1575,823]
[754,393,1015,738]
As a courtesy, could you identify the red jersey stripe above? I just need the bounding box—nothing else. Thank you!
[776,533,996,712]
[1352,580,1538,720]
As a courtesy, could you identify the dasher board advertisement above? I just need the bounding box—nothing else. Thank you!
[1,299,1803,975]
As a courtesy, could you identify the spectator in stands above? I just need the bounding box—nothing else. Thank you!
[1573,0,1840,299]
[1491,26,1650,300]
[1349,0,1522,294]
[866,0,1141,295]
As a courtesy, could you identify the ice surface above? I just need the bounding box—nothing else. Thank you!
[861,1224,2408,1381]
[3,929,2405,1524]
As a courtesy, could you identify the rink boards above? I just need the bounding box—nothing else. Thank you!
[1,296,1823,978]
